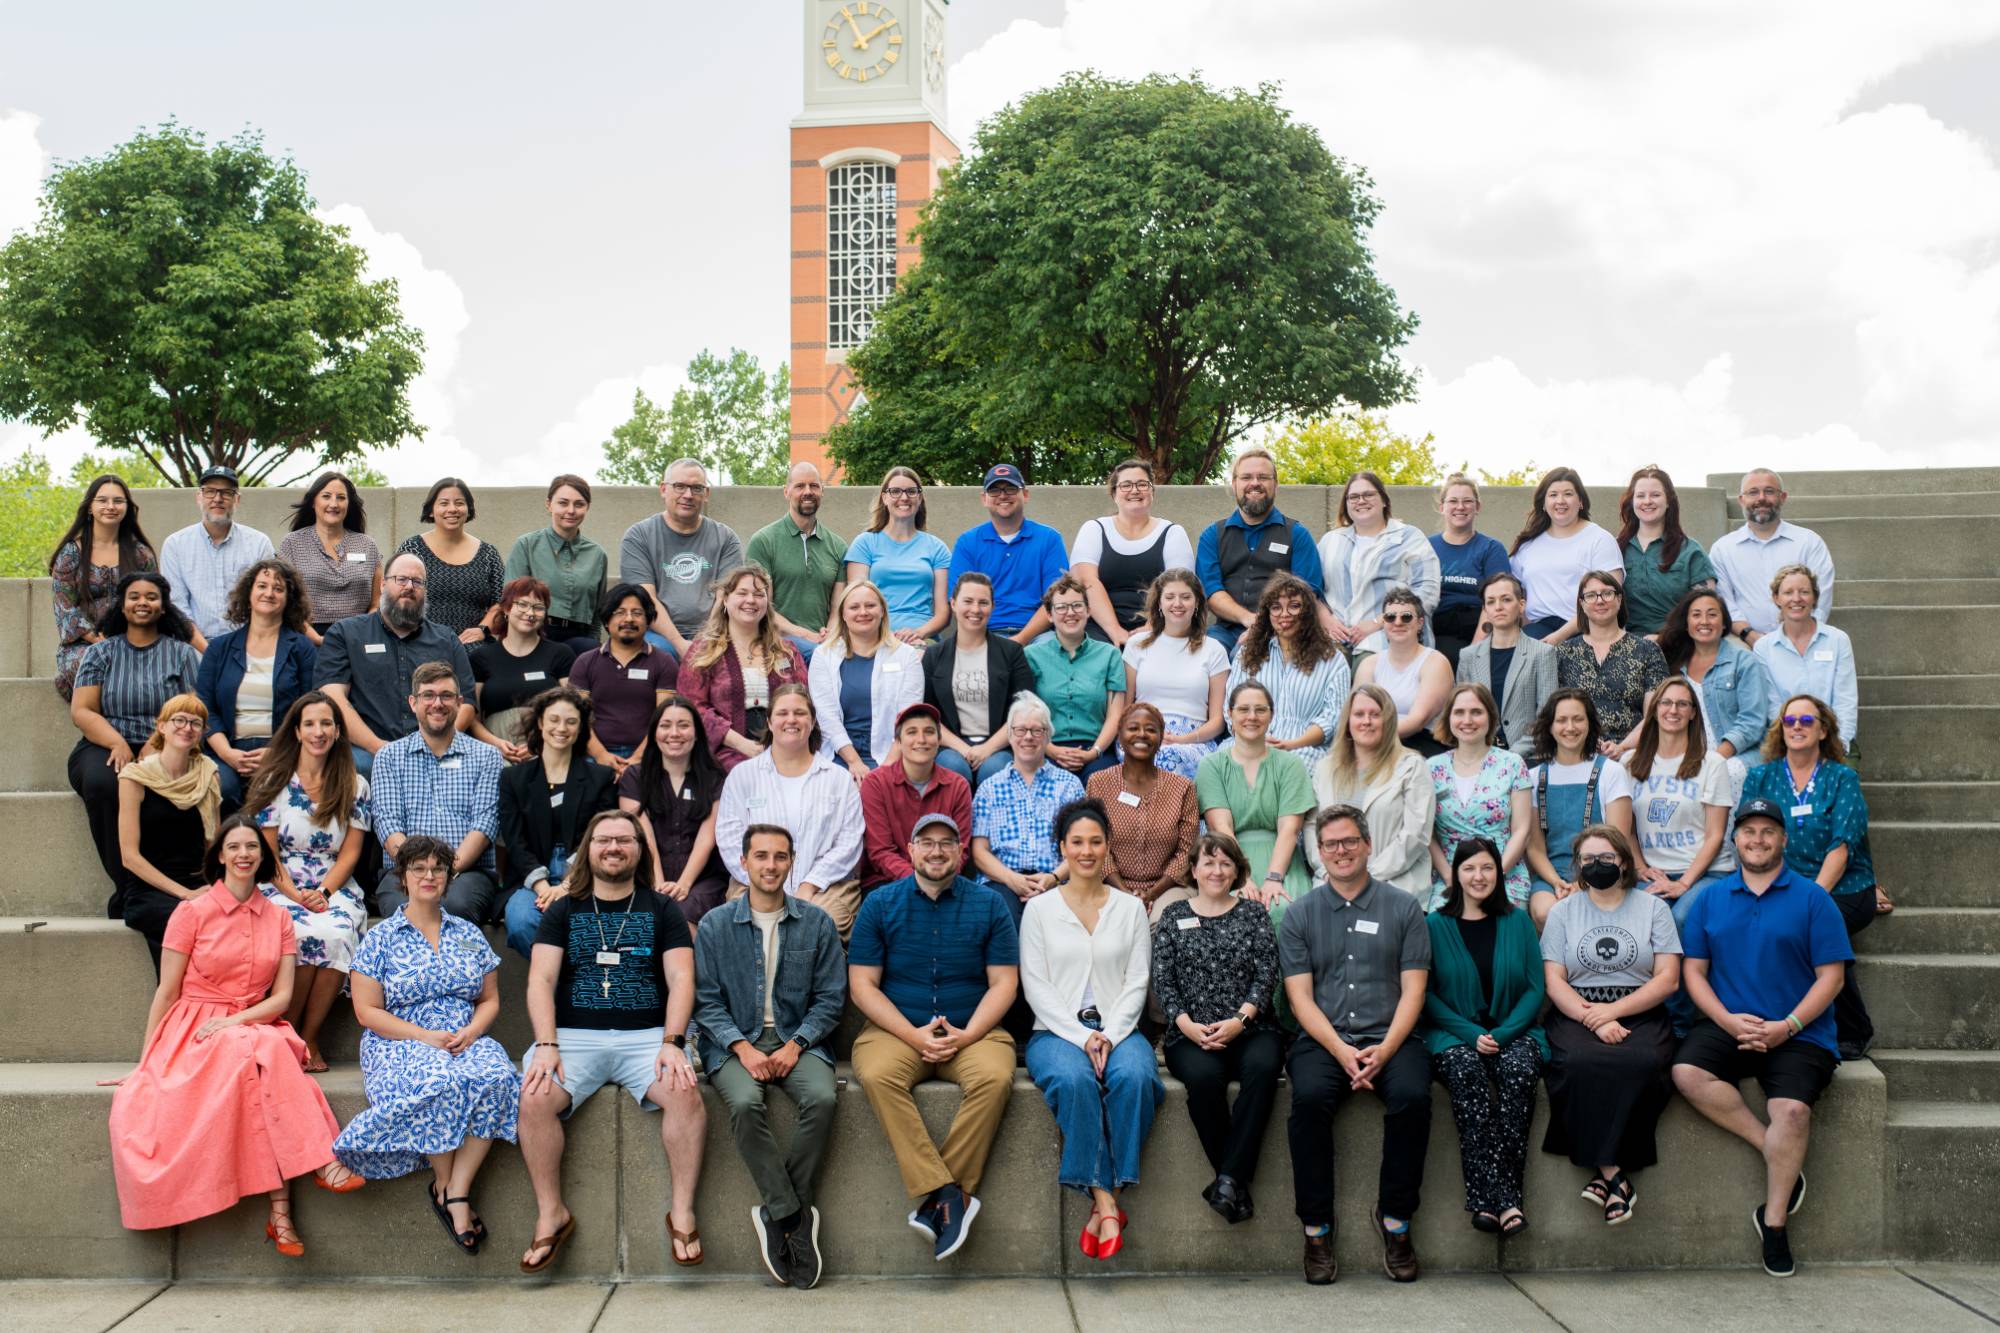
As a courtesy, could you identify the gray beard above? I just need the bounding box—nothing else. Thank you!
[382,598,425,633]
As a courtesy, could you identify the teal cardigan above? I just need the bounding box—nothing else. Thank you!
[1421,909,1550,1059]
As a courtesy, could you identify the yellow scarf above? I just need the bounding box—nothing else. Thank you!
[119,752,222,844]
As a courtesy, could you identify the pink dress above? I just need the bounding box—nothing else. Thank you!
[109,886,342,1230]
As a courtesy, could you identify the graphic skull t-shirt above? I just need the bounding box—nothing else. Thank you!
[1540,887,1682,992]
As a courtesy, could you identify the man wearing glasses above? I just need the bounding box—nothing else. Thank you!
[371,660,505,922]
[315,551,477,776]
[617,458,744,666]
[156,464,274,651]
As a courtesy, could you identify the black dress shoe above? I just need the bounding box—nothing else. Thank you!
[1208,1174,1251,1224]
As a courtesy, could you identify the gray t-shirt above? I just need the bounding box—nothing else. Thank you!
[1540,888,1681,990]
[618,515,744,639]
[1277,878,1431,1043]
[952,639,991,743]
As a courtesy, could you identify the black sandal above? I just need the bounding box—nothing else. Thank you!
[1581,1174,1610,1206]
[1603,1172,1637,1226]
[1471,1211,1501,1233]
[1501,1211,1530,1237]
[445,1196,482,1254]
[428,1181,477,1254]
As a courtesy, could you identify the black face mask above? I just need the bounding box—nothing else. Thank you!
[1578,860,1623,890]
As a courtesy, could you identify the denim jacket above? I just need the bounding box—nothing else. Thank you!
[1696,635,1774,756]
[692,893,847,1075]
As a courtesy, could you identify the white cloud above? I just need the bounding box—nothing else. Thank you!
[0,108,46,243]
[533,361,690,485]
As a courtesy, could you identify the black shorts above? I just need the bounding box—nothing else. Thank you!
[1675,1021,1838,1106]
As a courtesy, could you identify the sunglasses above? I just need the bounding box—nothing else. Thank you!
[1382,612,1418,625]
[1782,714,1821,728]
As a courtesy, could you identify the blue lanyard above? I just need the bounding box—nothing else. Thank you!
[1788,760,1821,833]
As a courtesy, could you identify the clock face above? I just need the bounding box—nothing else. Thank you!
[822,2,904,83]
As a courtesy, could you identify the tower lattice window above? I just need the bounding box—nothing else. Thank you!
[827,161,898,349]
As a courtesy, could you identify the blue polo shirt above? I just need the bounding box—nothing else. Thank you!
[1678,862,1854,1057]
[949,520,1070,633]
[847,874,1019,1029]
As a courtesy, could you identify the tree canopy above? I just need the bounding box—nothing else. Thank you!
[0,122,424,486]
[827,73,1417,485]
[600,348,790,486]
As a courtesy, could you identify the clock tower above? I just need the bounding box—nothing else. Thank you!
[789,0,957,478]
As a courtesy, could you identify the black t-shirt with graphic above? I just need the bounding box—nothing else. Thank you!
[534,888,692,1030]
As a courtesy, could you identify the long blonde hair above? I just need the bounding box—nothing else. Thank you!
[1319,683,1408,796]
[688,564,788,672]
[829,579,890,659]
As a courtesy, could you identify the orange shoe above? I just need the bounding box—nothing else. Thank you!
[314,1162,365,1194]
[265,1202,304,1258]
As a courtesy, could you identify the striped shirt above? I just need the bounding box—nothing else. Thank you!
[156,522,274,639]
[1226,642,1351,761]
[280,528,381,624]
[715,750,865,893]
[368,730,502,872]
[75,635,203,746]
[972,761,1083,877]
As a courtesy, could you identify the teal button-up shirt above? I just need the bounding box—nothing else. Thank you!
[1025,634,1127,746]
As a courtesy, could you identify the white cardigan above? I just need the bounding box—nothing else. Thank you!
[807,636,925,766]
[1018,888,1152,1047]
[1306,748,1437,897]
[715,748,865,892]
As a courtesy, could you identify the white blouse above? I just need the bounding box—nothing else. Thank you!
[1018,887,1152,1047]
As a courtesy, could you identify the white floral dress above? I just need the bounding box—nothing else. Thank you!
[254,775,372,971]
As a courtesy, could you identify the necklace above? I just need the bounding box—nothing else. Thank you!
[591,893,637,998]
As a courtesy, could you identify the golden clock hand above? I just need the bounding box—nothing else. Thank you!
[844,10,867,47]
[858,19,895,42]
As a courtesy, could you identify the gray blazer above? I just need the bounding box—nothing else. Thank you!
[1456,635,1558,754]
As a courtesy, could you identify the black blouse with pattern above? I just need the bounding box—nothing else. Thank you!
[1150,896,1281,1045]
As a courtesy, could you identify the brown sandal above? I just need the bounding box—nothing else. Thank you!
[519,1213,576,1274]
[669,1219,703,1267]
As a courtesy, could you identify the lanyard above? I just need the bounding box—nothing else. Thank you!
[1787,760,1822,833]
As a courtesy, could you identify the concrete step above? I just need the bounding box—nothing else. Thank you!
[1855,706,2000,782]
[10,677,78,793]
[1771,491,2000,518]
[1860,675,1998,706]
[1781,516,2000,581]
[1854,907,2000,956]
[0,1059,1890,1280]
[1863,782,1998,823]
[1861,954,2000,1051]
[1887,1100,2000,1261]
[1831,606,2000,676]
[1707,467,2000,495]
[1837,578,2000,609]
[0,793,109,917]
[1872,1049,2000,1104]
[1870,823,2000,907]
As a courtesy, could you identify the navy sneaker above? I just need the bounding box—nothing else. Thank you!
[785,1206,823,1290]
[752,1206,790,1286]
[1752,1205,1795,1278]
[931,1183,981,1261]
[907,1188,942,1241]
[1788,1171,1806,1217]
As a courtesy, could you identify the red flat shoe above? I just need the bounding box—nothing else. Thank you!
[1096,1212,1124,1260]
[1078,1221,1101,1259]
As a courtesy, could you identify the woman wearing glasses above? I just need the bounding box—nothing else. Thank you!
[469,577,577,762]
[844,467,952,644]
[1352,586,1453,758]
[118,694,224,971]
[1555,571,1667,752]
[1070,458,1195,647]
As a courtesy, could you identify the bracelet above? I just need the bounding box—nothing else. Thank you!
[1785,1013,1803,1034]
[531,1041,559,1052]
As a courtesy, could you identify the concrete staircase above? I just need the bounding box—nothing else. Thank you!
[1,469,1993,1280]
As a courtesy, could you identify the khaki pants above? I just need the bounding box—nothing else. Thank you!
[850,1022,1016,1199]
[728,877,862,941]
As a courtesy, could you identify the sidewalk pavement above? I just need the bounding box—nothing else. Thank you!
[8,1266,1997,1333]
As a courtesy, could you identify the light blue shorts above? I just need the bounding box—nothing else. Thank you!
[531,1026,666,1116]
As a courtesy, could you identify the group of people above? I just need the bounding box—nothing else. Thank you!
[59,454,1878,1285]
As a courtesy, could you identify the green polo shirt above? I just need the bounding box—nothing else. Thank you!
[505,526,609,626]
[1024,634,1128,746]
[746,515,848,634]
[1621,534,1718,636]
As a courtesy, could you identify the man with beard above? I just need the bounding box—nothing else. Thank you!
[569,583,674,775]
[746,461,847,662]
[1194,448,1327,654]
[371,660,505,922]
[1709,469,1835,644]
[618,457,744,665]
[1672,798,1851,1279]
[518,808,704,1273]
[316,551,475,775]
[156,465,275,651]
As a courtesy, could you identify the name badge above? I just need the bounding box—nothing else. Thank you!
[1117,791,1143,807]
[747,797,768,810]
[1354,919,1380,935]
[680,787,694,800]
[883,661,903,673]
[364,642,387,654]
[453,939,482,953]
[549,791,564,808]
[1813,650,1834,662]
[1176,916,1201,930]
[1267,542,1290,555]
[344,551,369,563]
[1790,803,1813,817]
[440,756,462,770]
[627,668,650,680]
[595,950,622,967]
[523,671,547,681]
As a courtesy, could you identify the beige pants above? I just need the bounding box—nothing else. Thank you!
[728,877,862,941]
[850,1023,1017,1198]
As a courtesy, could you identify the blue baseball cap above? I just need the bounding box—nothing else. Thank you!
[981,464,1026,491]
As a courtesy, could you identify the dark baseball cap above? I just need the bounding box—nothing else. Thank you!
[911,812,961,840]
[981,464,1026,491]
[197,464,240,488]
[1735,797,1787,827]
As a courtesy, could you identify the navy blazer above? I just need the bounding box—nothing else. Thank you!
[196,625,318,744]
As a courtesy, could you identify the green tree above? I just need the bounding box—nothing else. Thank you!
[1461,459,1540,487]
[599,348,790,486]
[1266,410,1441,486]
[0,122,424,486]
[827,73,1417,485]
[0,450,78,577]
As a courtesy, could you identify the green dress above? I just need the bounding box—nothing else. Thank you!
[1195,742,1318,928]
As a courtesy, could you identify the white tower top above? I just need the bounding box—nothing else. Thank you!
[794,0,950,129]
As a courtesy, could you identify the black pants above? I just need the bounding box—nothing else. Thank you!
[546,617,600,659]
[1433,1036,1542,1214]
[1834,888,1878,1051]
[1165,1027,1285,1185]
[123,886,182,975]
[1288,1038,1432,1225]
[68,739,126,911]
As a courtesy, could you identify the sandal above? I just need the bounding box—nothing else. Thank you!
[670,1218,704,1267]
[445,1196,483,1254]
[1471,1211,1502,1233]
[519,1212,576,1274]
[1603,1172,1637,1226]
[265,1199,304,1258]
[1581,1175,1610,1207]
[1875,888,1896,915]
[1500,1210,1530,1238]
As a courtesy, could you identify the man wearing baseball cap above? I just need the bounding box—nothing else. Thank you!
[156,463,274,650]
[1671,797,1853,1279]
[948,463,1071,643]
[846,807,1020,1263]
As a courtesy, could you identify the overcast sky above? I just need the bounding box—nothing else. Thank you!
[4,0,1997,487]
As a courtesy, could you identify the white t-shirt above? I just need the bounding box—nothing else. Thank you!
[1122,632,1231,722]
[1510,523,1622,623]
[1627,748,1738,874]
[772,769,810,834]
[751,905,783,1027]
[951,639,991,742]
[1527,757,1639,812]
[1069,517,1196,571]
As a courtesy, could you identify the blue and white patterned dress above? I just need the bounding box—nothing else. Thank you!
[254,773,372,971]
[332,910,521,1179]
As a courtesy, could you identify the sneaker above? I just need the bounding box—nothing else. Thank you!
[931,1183,981,1261]
[1752,1205,1795,1278]
[751,1206,790,1286]
[1787,1171,1807,1217]
[907,1190,942,1242]
[785,1206,823,1290]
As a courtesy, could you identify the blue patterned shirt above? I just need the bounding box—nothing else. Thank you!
[351,907,499,1032]
[971,760,1084,876]
[369,730,502,872]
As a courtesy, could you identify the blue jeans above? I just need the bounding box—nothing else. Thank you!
[212,736,268,811]
[1208,622,1246,657]
[785,634,820,664]
[1025,1028,1164,1194]
[351,744,375,779]
[936,748,1014,789]
[503,886,545,959]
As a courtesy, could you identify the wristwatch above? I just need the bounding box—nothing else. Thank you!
[667,1034,687,1049]
[791,1035,811,1050]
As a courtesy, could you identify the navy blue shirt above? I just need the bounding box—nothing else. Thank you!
[1431,531,1512,618]
[948,520,1070,633]
[1678,862,1854,1057]
[847,874,1020,1028]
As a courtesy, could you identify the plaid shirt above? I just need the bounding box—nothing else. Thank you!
[369,730,502,872]
[972,761,1084,876]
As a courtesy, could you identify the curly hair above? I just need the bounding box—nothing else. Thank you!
[224,558,312,632]
[1234,571,1340,675]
